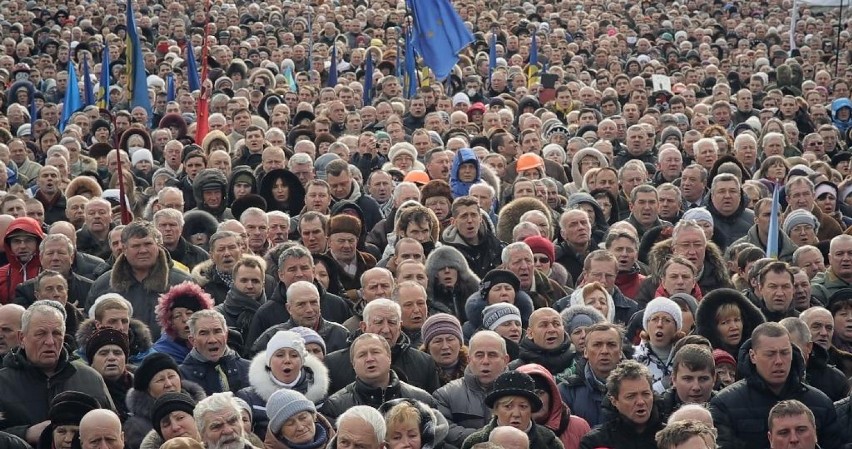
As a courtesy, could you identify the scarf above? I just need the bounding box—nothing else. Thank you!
[286,423,329,449]
[216,268,234,288]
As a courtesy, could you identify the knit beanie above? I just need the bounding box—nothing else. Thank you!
[266,389,316,435]
[783,209,819,234]
[524,236,555,263]
[48,391,102,427]
[152,392,197,437]
[670,293,699,321]
[85,328,130,362]
[713,348,736,368]
[643,297,684,332]
[289,326,327,355]
[131,149,154,166]
[134,353,181,391]
[480,269,521,299]
[233,397,253,421]
[482,303,522,330]
[661,126,683,145]
[682,207,713,226]
[421,313,463,347]
[266,330,307,367]
[328,214,362,237]
[561,305,606,335]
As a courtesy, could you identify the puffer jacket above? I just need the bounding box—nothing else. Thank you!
[632,341,674,394]
[835,394,852,448]
[433,366,500,448]
[0,217,44,304]
[450,148,480,198]
[461,416,564,449]
[806,344,850,402]
[152,334,191,363]
[578,400,665,449]
[518,364,590,449]
[509,335,576,376]
[709,339,845,449]
[462,288,534,340]
[123,381,205,449]
[320,370,435,420]
[693,288,766,362]
[178,348,250,395]
[558,362,609,428]
[236,351,329,440]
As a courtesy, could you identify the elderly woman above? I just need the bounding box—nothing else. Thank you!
[264,389,335,449]
[237,331,330,440]
[139,392,201,449]
[124,353,207,449]
[420,314,468,387]
[783,209,820,246]
[463,269,534,340]
[461,371,564,449]
[37,392,102,449]
[383,142,425,174]
[379,399,450,449]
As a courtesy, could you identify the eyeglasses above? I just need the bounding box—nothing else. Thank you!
[533,255,551,264]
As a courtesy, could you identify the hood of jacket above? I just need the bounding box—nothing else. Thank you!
[516,363,573,435]
[156,280,215,338]
[248,350,329,403]
[76,317,153,356]
[425,245,481,293]
[496,197,551,243]
[464,289,534,331]
[647,237,729,286]
[126,380,206,419]
[571,148,608,189]
[227,165,258,204]
[832,98,852,120]
[3,216,44,269]
[694,288,766,357]
[201,130,231,154]
[569,288,615,323]
[259,168,306,216]
[192,169,229,215]
[450,148,481,198]
[566,192,608,232]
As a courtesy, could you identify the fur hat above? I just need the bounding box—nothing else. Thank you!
[328,214,362,237]
[425,246,473,278]
[156,282,214,338]
[48,391,101,427]
[230,194,268,222]
[134,353,181,391]
[420,179,453,205]
[183,210,219,240]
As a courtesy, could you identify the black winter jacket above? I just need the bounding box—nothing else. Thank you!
[578,401,664,449]
[320,370,434,420]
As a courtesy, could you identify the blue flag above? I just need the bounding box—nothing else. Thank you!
[166,73,175,102]
[395,33,402,80]
[284,67,297,92]
[327,44,338,88]
[82,56,94,106]
[488,33,496,81]
[363,55,373,106]
[766,183,781,258]
[97,44,110,110]
[405,0,474,80]
[404,29,417,98]
[125,0,151,123]
[186,40,201,93]
[60,60,82,132]
[528,31,539,88]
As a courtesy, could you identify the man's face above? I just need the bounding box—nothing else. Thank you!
[711,180,741,216]
[749,335,793,391]
[21,311,64,370]
[188,316,228,362]
[804,310,834,350]
[610,377,654,426]
[328,232,357,263]
[398,286,428,331]
[201,408,245,449]
[561,212,591,248]
[125,236,159,271]
[672,228,706,270]
[203,189,223,209]
[9,234,37,265]
[361,271,393,302]
[829,239,852,279]
[351,337,392,384]
[37,168,60,196]
[507,249,534,290]
[156,217,182,248]
[286,288,321,327]
[368,173,393,203]
[768,413,817,449]
[91,344,127,381]
[327,171,352,200]
[630,191,659,227]
[243,215,269,252]
[0,309,21,354]
[234,265,264,299]
[267,216,289,246]
[609,237,638,272]
[360,305,402,346]
[787,183,814,211]
[527,310,565,350]
[211,237,241,273]
[35,275,68,304]
[80,417,125,449]
[300,219,327,253]
[672,364,715,404]
[86,202,111,233]
[454,205,482,241]
[337,417,382,449]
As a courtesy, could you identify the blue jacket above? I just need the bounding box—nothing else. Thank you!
[152,334,191,364]
[179,348,250,395]
[832,98,852,136]
[450,148,480,198]
[558,362,608,428]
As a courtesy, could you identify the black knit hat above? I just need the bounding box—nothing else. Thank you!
[48,391,102,427]
[480,269,520,299]
[152,392,197,437]
[85,327,129,363]
[91,118,111,134]
[230,194,267,222]
[484,371,543,412]
[134,353,181,391]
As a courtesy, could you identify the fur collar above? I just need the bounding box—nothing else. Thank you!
[111,248,172,293]
[126,380,206,418]
[192,260,216,287]
[248,351,329,403]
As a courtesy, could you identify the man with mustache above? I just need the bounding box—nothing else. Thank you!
[194,392,255,449]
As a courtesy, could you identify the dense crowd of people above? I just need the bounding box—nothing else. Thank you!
[0,0,851,448]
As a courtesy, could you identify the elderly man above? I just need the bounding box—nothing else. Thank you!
[76,199,114,260]
[655,420,717,449]
[194,392,256,449]
[502,242,567,309]
[87,221,193,338]
[79,409,125,449]
[247,245,350,346]
[0,301,114,445]
[241,208,270,256]
[0,303,24,356]
[785,176,843,241]
[328,214,377,294]
[179,310,250,395]
[706,173,753,247]
[341,267,395,332]
[768,400,819,449]
[34,166,66,225]
[324,159,382,231]
[320,332,435,419]
[555,209,596,284]
[267,211,289,247]
[489,426,530,449]
[249,280,349,355]
[335,406,387,449]
[812,235,852,304]
[434,330,511,447]
[792,245,825,280]
[48,221,108,281]
[154,209,209,270]
[13,234,92,307]
[325,298,440,393]
[800,306,852,377]
[509,308,575,374]
[710,323,844,449]
[780,317,849,402]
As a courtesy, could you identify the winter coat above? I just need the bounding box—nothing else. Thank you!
[462,416,564,449]
[828,345,852,378]
[632,341,674,394]
[509,335,576,375]
[433,367,498,448]
[615,266,646,301]
[811,269,852,306]
[236,351,329,440]
[179,348,250,395]
[377,398,449,449]
[578,400,664,449]
[440,213,504,278]
[259,169,306,217]
[123,381,206,449]
[320,370,435,420]
[731,225,796,262]
[263,413,335,449]
[705,191,754,249]
[324,331,440,394]
[554,239,595,288]
[105,372,134,422]
[77,225,112,260]
[694,288,765,361]
[152,333,191,364]
[425,245,482,322]
[831,98,852,136]
[335,250,377,294]
[248,318,350,358]
[228,165,258,205]
[450,148,480,198]
[215,288,266,352]
[75,318,155,366]
[806,344,850,402]
[87,249,192,339]
[14,272,92,308]
[558,362,609,428]
[0,217,43,304]
[462,289,534,341]
[709,340,845,449]
[192,260,278,306]
[74,252,110,281]
[166,237,209,271]
[518,364,591,449]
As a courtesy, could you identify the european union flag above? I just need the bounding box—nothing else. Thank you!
[82,55,94,106]
[404,29,417,99]
[363,54,374,106]
[327,43,338,88]
[766,183,781,258]
[125,0,151,124]
[60,60,82,132]
[186,39,201,93]
[97,44,110,110]
[405,0,474,80]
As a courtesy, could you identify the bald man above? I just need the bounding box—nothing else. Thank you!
[79,410,124,449]
[489,426,529,449]
[0,303,24,355]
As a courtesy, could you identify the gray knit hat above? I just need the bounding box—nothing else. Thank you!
[266,389,315,434]
[783,209,819,234]
[661,126,683,145]
[560,305,606,335]
[482,303,522,330]
[682,207,713,226]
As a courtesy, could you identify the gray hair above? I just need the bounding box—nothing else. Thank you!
[287,280,319,298]
[501,242,532,265]
[39,233,73,256]
[288,153,313,169]
[188,309,227,336]
[157,186,184,204]
[710,173,741,192]
[360,267,394,290]
[469,330,508,356]
[830,234,852,253]
[780,317,812,347]
[337,406,386,445]
[392,182,421,202]
[209,231,240,250]
[694,137,718,154]
[194,392,243,435]
[22,300,66,334]
[792,245,822,265]
[362,298,401,324]
[672,219,707,244]
[267,210,290,221]
[278,244,313,269]
[240,207,268,223]
[153,208,185,227]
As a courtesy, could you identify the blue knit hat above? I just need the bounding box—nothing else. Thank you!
[266,389,315,435]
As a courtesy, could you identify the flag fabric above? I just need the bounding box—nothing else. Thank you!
[488,33,496,82]
[28,84,36,132]
[125,0,151,123]
[60,60,81,132]
[405,0,474,80]
[195,26,211,143]
[97,44,110,110]
[363,54,373,106]
[327,43,338,87]
[284,67,297,92]
[528,32,539,88]
[82,55,94,106]
[766,183,781,258]
[404,29,417,98]
[395,33,402,80]
[114,147,133,225]
[166,73,175,102]
[186,40,201,92]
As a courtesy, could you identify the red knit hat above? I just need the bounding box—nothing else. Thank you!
[713,348,736,368]
[524,236,555,263]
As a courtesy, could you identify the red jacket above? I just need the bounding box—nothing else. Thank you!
[517,363,591,449]
[616,269,646,300]
[0,217,44,304]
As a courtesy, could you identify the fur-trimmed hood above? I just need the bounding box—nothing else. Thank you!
[182,210,219,241]
[65,175,104,198]
[377,398,449,449]
[155,280,215,338]
[201,130,231,154]
[111,248,173,294]
[76,317,153,356]
[191,259,216,287]
[247,351,329,403]
[228,165,258,205]
[192,168,228,206]
[647,237,729,286]
[425,245,481,296]
[496,197,551,243]
[126,379,206,419]
[119,128,153,152]
[694,288,766,358]
[571,148,608,190]
[259,169,305,216]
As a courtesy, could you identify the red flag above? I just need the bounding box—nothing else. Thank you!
[195,13,211,142]
[114,148,132,225]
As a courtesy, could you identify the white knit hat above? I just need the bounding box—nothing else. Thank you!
[265,331,307,367]
[643,297,683,332]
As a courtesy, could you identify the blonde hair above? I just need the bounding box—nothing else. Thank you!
[582,282,608,300]
[715,303,741,323]
[384,402,421,439]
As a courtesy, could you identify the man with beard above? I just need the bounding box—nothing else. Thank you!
[34,166,66,225]
[194,392,256,449]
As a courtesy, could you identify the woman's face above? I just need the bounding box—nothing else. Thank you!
[438,267,458,288]
[273,178,290,202]
[148,369,181,398]
[53,425,79,449]
[280,411,316,445]
[388,421,422,449]
[595,196,612,220]
[584,290,609,318]
[570,327,587,352]
[314,262,330,291]
[305,343,325,361]
[494,396,532,430]
[495,320,523,343]
[269,348,303,384]
[428,334,461,368]
[767,163,787,180]
[487,283,516,304]
[818,193,837,214]
[160,410,199,441]
[716,311,744,347]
